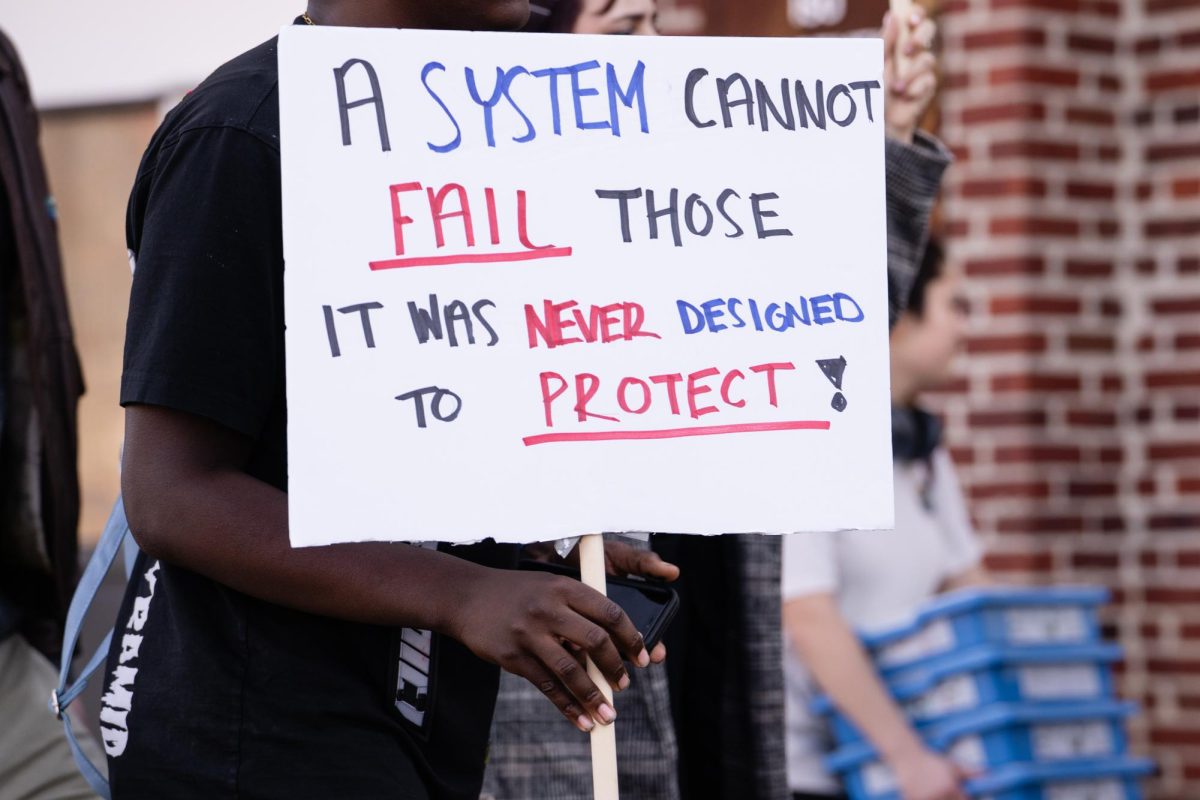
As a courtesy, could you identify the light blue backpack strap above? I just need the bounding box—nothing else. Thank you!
[50,495,131,800]
[122,524,140,581]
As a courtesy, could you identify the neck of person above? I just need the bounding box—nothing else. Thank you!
[890,371,919,409]
[304,1,426,29]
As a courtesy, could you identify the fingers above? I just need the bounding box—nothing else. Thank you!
[904,71,937,103]
[895,51,937,97]
[649,642,667,664]
[556,610,630,691]
[521,540,560,564]
[881,10,898,54]
[517,657,597,733]
[533,638,617,728]
[605,542,680,581]
[906,17,937,56]
[885,6,937,76]
[567,582,651,667]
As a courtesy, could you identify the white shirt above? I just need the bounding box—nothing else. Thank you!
[781,447,983,794]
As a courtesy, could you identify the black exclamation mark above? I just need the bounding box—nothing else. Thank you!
[816,356,848,412]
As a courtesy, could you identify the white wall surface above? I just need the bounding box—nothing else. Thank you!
[0,0,302,108]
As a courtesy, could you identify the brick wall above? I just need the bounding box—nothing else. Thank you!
[937,0,1200,796]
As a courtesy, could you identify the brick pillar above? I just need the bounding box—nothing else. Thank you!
[938,0,1200,796]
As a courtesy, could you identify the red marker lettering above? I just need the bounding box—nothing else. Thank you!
[427,183,474,249]
[539,371,568,427]
[749,361,796,407]
[721,369,746,408]
[650,372,684,416]
[389,182,423,255]
[687,367,721,419]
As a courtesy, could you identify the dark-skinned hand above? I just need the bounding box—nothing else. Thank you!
[449,565,657,733]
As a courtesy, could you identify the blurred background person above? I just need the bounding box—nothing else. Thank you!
[526,0,657,33]
[782,240,988,800]
[0,27,99,799]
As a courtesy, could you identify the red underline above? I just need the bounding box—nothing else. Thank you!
[369,247,573,271]
[522,420,831,446]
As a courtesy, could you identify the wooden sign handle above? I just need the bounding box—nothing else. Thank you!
[579,533,620,800]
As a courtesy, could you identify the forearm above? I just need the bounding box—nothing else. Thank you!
[125,464,487,634]
[884,131,951,326]
[784,597,923,761]
[942,565,989,593]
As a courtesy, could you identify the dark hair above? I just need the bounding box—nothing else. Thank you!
[525,0,618,32]
[906,237,944,318]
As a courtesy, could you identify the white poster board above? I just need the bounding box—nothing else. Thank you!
[279,27,894,547]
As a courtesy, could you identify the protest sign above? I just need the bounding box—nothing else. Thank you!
[279,27,893,548]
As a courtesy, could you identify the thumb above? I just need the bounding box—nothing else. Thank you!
[603,540,679,581]
[882,11,898,55]
[628,548,680,582]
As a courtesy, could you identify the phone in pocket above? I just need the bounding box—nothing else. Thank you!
[519,559,680,651]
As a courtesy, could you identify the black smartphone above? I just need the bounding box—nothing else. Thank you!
[519,559,680,651]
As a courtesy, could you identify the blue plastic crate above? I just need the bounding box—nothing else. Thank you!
[828,758,1153,800]
[825,700,1137,799]
[863,587,1109,671]
[967,757,1154,800]
[814,644,1123,744]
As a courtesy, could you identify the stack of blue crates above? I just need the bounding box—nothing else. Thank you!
[814,586,1155,799]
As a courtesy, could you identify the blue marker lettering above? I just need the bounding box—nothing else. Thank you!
[765,303,792,332]
[748,298,764,331]
[701,299,728,332]
[502,66,537,143]
[791,297,811,326]
[569,60,609,131]
[834,292,864,322]
[676,300,705,334]
[606,61,649,137]
[727,298,746,328]
[465,66,508,148]
[531,65,570,135]
[811,294,835,324]
[421,62,461,153]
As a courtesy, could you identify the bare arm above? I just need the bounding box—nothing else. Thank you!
[123,404,654,731]
[783,593,968,800]
[942,565,990,593]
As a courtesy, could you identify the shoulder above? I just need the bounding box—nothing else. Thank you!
[0,28,35,111]
[156,37,281,154]
[129,37,282,216]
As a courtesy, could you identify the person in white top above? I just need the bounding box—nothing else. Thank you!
[781,239,989,800]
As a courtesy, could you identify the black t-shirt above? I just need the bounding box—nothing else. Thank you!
[104,36,516,800]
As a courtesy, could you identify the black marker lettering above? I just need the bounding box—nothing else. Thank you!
[717,188,745,238]
[322,305,340,357]
[337,302,384,349]
[646,188,682,247]
[684,68,716,128]
[333,58,391,151]
[750,192,793,239]
[595,188,643,243]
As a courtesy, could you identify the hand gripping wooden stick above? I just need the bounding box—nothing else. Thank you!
[579,533,620,799]
[890,0,916,85]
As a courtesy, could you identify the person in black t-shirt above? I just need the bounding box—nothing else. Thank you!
[103,3,677,798]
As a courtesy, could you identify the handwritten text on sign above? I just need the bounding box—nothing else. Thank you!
[279,28,894,546]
